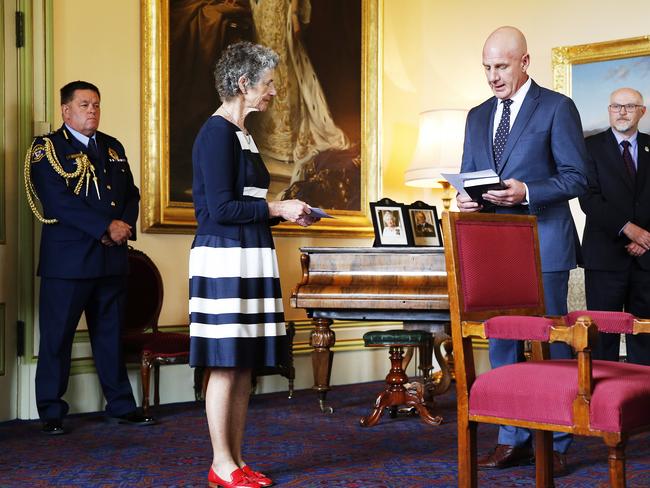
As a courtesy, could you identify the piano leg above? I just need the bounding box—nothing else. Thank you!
[428,332,453,397]
[310,317,336,413]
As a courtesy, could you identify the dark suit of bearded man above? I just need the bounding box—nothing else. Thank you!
[580,123,650,366]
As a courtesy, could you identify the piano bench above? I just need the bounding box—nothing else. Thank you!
[359,330,442,427]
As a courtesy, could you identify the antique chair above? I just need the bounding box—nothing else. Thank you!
[122,247,191,414]
[441,211,650,488]
[359,329,442,427]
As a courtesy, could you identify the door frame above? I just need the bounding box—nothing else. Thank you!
[13,0,54,419]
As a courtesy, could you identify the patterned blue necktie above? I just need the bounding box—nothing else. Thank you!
[493,99,513,170]
[620,140,637,180]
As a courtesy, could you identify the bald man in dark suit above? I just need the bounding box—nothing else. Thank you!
[457,26,588,476]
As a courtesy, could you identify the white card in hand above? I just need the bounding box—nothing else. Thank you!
[308,207,334,219]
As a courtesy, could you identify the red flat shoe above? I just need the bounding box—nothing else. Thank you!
[208,467,260,488]
[242,465,274,487]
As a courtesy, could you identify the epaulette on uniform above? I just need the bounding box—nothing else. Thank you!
[24,130,96,224]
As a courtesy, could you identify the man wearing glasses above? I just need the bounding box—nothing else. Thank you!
[580,87,650,365]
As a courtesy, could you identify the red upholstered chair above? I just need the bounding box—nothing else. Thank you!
[122,247,191,414]
[441,211,650,488]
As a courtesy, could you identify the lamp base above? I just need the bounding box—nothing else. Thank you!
[439,181,452,211]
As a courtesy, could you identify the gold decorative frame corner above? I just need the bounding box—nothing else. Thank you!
[552,35,650,96]
[140,0,380,236]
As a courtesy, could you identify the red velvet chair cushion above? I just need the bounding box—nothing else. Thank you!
[566,310,634,334]
[469,359,650,432]
[484,316,554,341]
[456,221,542,312]
[122,332,190,357]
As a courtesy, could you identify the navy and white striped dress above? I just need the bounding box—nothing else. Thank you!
[189,115,288,368]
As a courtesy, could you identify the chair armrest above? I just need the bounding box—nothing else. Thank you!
[549,315,598,352]
[460,321,487,339]
[634,318,650,334]
[462,315,598,352]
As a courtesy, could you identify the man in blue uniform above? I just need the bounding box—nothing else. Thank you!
[26,80,155,434]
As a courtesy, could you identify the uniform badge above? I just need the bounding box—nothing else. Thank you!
[31,144,46,163]
[108,148,121,161]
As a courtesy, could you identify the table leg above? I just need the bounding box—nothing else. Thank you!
[310,317,336,413]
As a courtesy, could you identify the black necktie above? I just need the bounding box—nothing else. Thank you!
[620,140,636,179]
[87,137,99,160]
[493,99,513,170]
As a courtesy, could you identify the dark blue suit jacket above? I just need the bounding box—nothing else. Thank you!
[580,129,650,271]
[461,80,588,272]
[29,125,140,278]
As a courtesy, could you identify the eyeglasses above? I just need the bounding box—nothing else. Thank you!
[608,103,644,113]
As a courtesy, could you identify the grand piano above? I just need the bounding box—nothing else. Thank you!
[290,247,451,412]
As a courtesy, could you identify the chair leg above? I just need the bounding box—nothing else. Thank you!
[153,363,160,407]
[458,417,477,488]
[359,389,392,427]
[418,338,434,379]
[140,353,153,415]
[607,442,627,488]
[193,367,205,401]
[535,430,554,488]
[402,346,415,371]
[286,321,296,399]
[360,346,443,427]
[359,346,408,427]
[402,382,442,426]
[202,366,210,398]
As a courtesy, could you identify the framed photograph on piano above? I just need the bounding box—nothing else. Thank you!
[407,201,442,247]
[370,198,412,246]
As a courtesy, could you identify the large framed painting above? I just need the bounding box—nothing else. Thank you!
[552,36,650,134]
[141,0,380,235]
[0,0,4,244]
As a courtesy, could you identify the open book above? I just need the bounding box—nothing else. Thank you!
[441,169,506,205]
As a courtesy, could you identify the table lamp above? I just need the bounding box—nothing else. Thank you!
[404,109,468,210]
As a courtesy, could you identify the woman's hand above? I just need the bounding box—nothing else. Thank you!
[268,199,312,223]
[295,214,320,227]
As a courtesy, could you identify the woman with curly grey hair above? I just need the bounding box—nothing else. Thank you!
[190,41,319,488]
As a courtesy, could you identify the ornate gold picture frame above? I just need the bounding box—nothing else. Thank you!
[140,0,380,236]
[552,36,650,134]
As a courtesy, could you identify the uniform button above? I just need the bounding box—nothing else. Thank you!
[111,201,116,207]
[104,169,107,174]
[107,184,112,190]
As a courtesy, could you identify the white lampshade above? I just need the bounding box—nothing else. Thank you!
[404,109,468,187]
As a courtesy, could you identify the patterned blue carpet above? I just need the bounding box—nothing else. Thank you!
[1,380,649,487]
